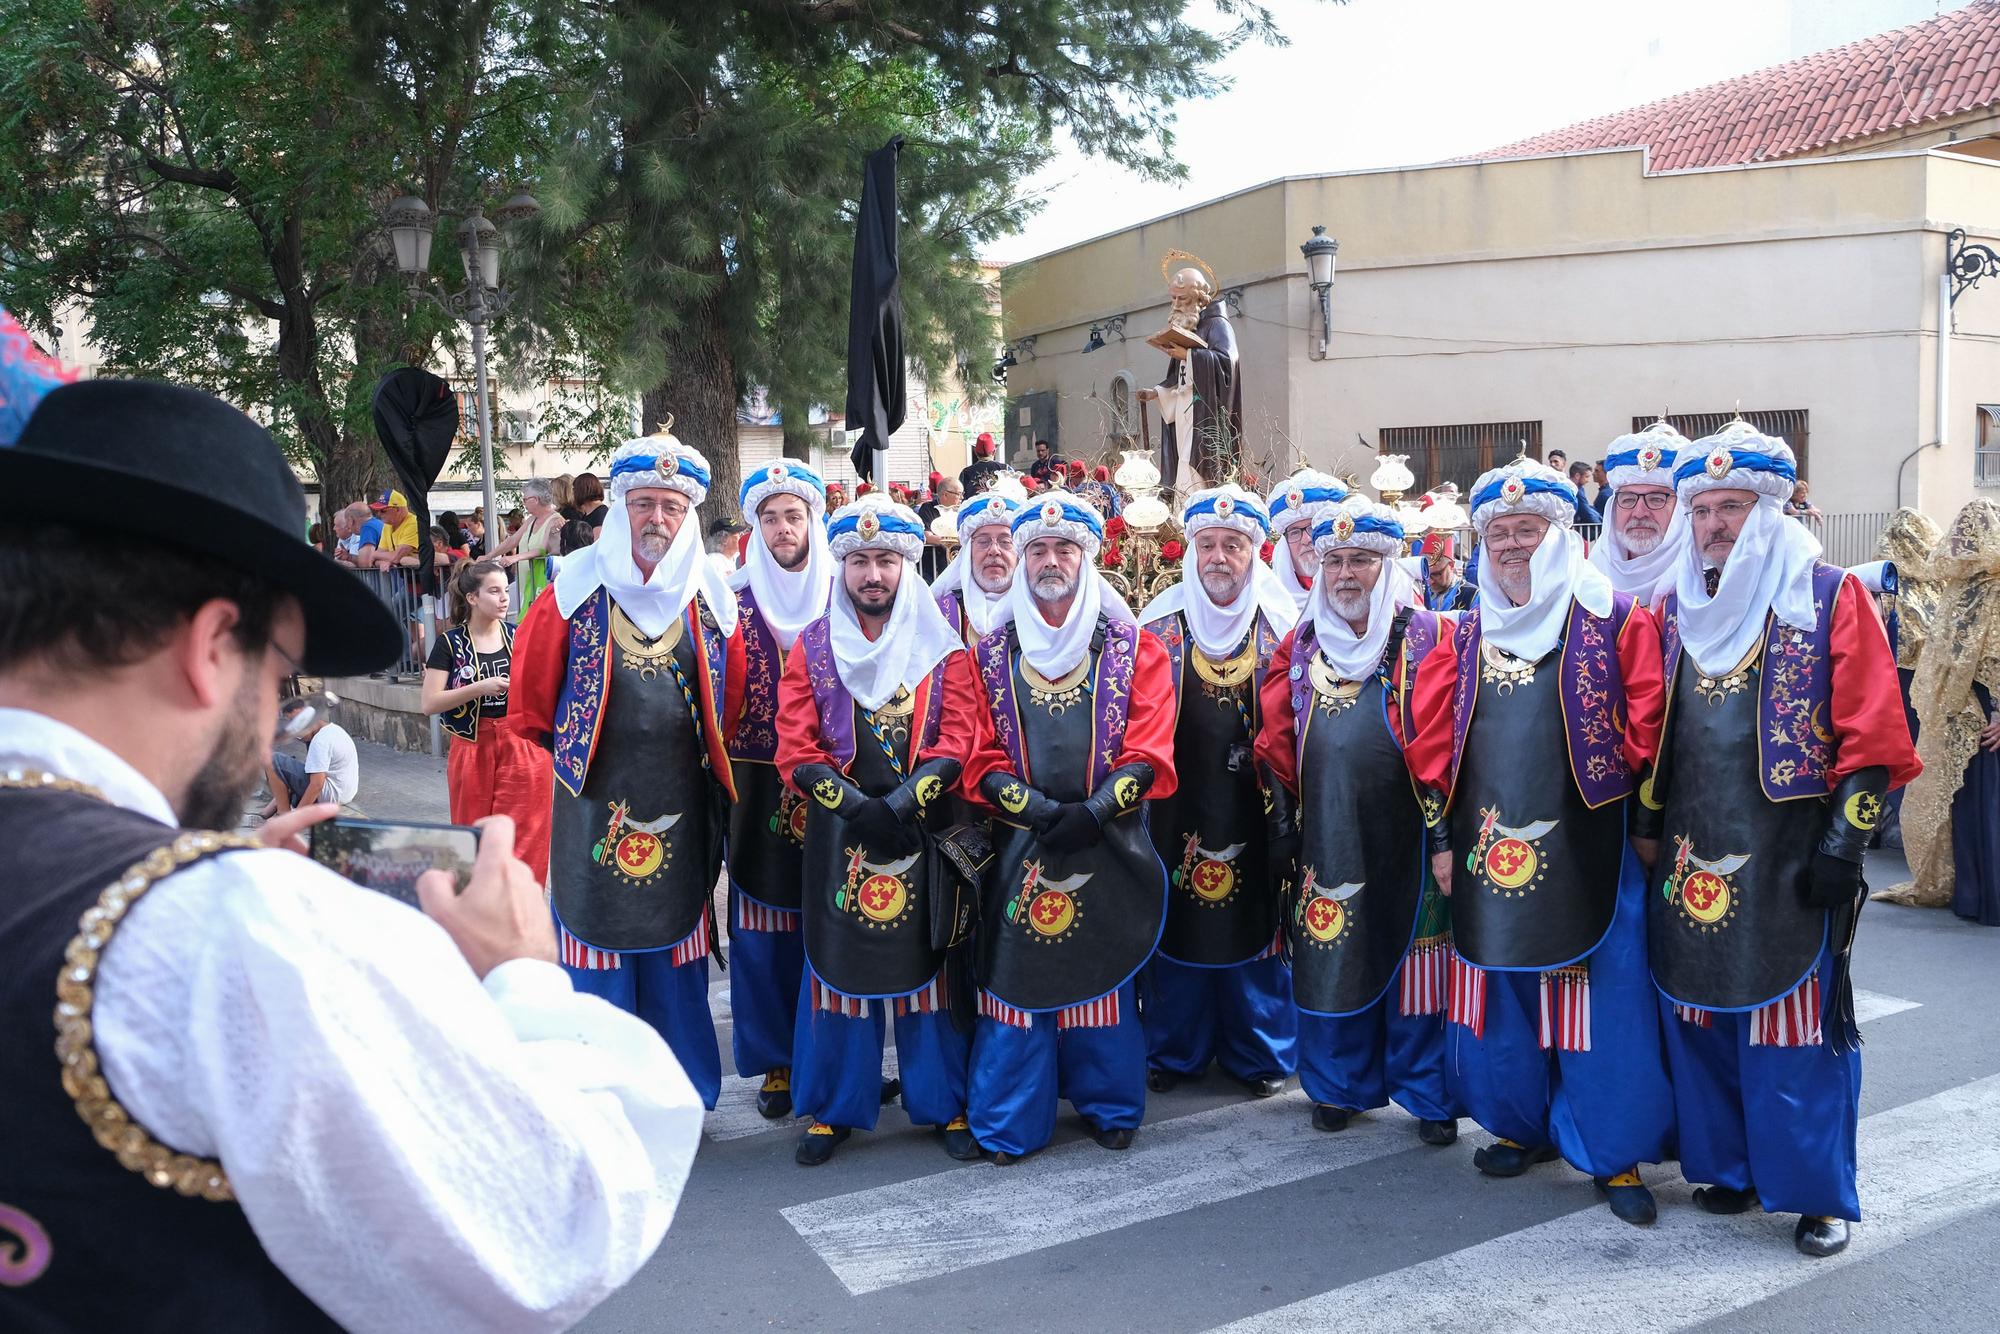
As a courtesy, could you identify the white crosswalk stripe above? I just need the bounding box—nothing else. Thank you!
[782,1091,1480,1295]
[1206,1070,2000,1333]
[777,988,1924,1296]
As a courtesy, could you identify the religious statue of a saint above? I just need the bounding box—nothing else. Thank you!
[1137,252,1244,491]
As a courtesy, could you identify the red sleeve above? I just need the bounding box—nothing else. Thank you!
[721,619,747,743]
[507,585,567,746]
[773,639,830,790]
[1615,601,1665,773]
[920,648,1010,806]
[1829,572,1922,789]
[1255,629,1300,795]
[1405,629,1462,792]
[1119,630,1179,800]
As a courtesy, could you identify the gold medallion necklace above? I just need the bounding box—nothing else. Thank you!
[610,605,684,680]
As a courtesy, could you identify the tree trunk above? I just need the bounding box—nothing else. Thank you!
[644,274,742,526]
[779,394,815,463]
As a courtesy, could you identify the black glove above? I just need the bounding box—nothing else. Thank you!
[850,796,920,857]
[1807,765,1888,909]
[1421,787,1451,856]
[1082,762,1155,827]
[884,757,963,825]
[1264,768,1301,889]
[979,769,1059,826]
[794,763,865,816]
[1629,761,1666,843]
[1036,802,1104,854]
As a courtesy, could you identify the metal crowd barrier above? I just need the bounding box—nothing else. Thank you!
[348,565,436,679]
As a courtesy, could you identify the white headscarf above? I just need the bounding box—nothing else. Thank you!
[934,493,1019,638]
[730,506,833,649]
[828,556,962,711]
[1672,498,1822,675]
[1477,525,1611,662]
[1312,558,1421,682]
[1002,562,1137,679]
[556,485,738,638]
[1142,563,1296,658]
[1588,493,1690,608]
[1266,470,1348,614]
[1671,422,1822,676]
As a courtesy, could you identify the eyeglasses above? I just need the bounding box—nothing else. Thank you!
[626,496,688,518]
[1320,552,1383,572]
[1688,499,1756,523]
[1613,492,1673,513]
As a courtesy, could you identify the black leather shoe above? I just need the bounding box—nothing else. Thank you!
[1795,1215,1851,1257]
[795,1123,851,1166]
[1237,1074,1287,1098]
[1417,1118,1460,1146]
[941,1117,984,1162]
[1473,1140,1560,1177]
[880,1077,902,1104]
[1310,1104,1352,1132]
[756,1069,793,1120]
[1146,1068,1180,1093]
[1692,1184,1760,1215]
[1093,1126,1136,1150]
[1593,1172,1658,1226]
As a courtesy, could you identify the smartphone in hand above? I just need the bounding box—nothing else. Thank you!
[309,817,480,907]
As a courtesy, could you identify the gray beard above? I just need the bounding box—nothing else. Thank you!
[636,533,670,563]
[1619,524,1664,556]
[1032,571,1077,605]
[1495,567,1534,606]
[972,568,1014,596]
[1199,569,1244,604]
[1330,589,1370,623]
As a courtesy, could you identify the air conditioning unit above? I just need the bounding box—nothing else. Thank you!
[499,410,539,444]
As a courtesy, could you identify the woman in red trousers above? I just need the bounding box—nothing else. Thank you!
[421,559,552,878]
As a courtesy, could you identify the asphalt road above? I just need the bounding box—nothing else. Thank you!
[343,743,1999,1332]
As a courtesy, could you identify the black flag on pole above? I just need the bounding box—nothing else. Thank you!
[845,136,905,481]
[371,366,460,594]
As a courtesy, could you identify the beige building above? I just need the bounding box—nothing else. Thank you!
[998,3,2000,543]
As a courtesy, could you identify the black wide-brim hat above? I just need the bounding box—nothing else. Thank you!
[1,379,402,675]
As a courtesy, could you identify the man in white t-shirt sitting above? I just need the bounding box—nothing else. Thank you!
[265,700,360,813]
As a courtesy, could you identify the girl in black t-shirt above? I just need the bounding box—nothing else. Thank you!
[420,559,553,877]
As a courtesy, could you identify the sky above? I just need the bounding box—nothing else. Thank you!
[992,0,1947,262]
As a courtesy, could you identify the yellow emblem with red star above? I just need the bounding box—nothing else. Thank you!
[1468,808,1556,898]
[1664,839,1749,931]
[593,801,681,886]
[1297,868,1361,945]
[1007,859,1090,941]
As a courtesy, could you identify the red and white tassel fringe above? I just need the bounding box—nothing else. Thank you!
[1537,966,1591,1053]
[1447,949,1486,1037]
[1400,938,1450,1017]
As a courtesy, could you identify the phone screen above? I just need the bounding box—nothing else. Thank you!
[309,817,480,907]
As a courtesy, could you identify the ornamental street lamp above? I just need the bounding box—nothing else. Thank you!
[382,189,540,535]
[1300,225,1339,359]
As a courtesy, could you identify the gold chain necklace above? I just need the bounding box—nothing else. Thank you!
[1021,659,1090,714]
[2,768,247,1203]
[1695,638,1762,706]
[1479,641,1540,694]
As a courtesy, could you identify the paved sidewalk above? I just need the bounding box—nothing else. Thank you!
[344,737,451,822]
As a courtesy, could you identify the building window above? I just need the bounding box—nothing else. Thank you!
[1629,410,1809,477]
[1979,406,2000,487]
[1380,420,1544,497]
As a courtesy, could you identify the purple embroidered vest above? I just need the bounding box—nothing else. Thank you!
[797,616,947,769]
[974,616,1137,787]
[1445,594,1637,811]
[551,589,730,798]
[728,586,784,762]
[1286,609,1440,768]
[1658,562,1844,802]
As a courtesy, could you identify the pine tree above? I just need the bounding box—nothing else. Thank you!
[518,0,1286,518]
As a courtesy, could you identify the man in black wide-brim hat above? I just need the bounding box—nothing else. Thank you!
[0,377,702,1332]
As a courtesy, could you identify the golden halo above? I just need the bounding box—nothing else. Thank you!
[1160,248,1218,291]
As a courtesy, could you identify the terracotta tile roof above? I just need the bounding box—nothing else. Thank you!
[1475,1,2000,172]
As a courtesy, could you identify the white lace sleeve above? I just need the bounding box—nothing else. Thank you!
[92,848,701,1333]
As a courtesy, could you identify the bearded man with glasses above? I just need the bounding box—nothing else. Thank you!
[1587,421,1693,609]
[512,427,746,1109]
[1637,423,1918,1256]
